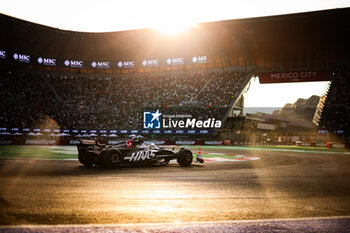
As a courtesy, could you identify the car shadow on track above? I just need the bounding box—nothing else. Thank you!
[76,162,205,172]
[0,158,206,177]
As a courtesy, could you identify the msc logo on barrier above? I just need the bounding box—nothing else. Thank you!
[166,57,184,65]
[37,57,56,66]
[142,59,159,67]
[118,61,135,68]
[13,53,30,63]
[143,110,162,129]
[192,56,207,64]
[64,60,84,68]
[91,61,110,68]
[0,50,6,59]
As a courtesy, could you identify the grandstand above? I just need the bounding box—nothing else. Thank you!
[318,66,350,147]
[0,70,251,131]
[0,8,349,147]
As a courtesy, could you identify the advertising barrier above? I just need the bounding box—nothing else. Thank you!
[69,140,81,145]
[258,70,331,83]
[0,49,209,69]
[175,140,196,145]
[0,50,6,59]
[0,127,213,135]
[144,140,167,145]
[25,139,56,145]
[0,140,12,145]
[204,141,223,145]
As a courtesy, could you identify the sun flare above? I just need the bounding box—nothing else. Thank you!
[155,20,197,35]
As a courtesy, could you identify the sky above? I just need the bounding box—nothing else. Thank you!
[0,0,349,32]
[0,0,346,113]
[243,78,330,114]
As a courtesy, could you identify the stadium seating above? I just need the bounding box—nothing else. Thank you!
[319,65,350,148]
[0,70,251,130]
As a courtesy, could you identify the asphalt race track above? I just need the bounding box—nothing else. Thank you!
[1,146,350,232]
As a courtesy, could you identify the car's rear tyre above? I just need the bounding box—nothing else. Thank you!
[78,150,94,167]
[100,149,121,168]
[177,149,193,166]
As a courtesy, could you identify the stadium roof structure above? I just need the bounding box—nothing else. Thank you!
[0,8,349,73]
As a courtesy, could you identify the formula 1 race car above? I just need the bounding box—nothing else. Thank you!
[77,139,204,168]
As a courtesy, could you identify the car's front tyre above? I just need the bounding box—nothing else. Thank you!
[177,149,193,166]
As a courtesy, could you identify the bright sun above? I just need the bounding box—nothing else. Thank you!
[155,20,197,35]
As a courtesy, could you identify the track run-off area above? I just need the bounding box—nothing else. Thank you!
[0,145,350,232]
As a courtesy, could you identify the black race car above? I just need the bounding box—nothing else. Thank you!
[77,139,204,168]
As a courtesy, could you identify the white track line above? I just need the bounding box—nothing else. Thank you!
[1,215,350,228]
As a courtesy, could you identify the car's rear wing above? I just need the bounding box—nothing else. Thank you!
[80,140,96,145]
[79,140,107,148]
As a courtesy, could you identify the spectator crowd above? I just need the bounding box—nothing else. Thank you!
[0,70,250,130]
[319,66,350,148]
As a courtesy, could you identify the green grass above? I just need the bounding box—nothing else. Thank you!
[236,145,348,152]
[0,144,349,160]
[0,145,248,161]
[0,145,78,159]
[183,145,350,154]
